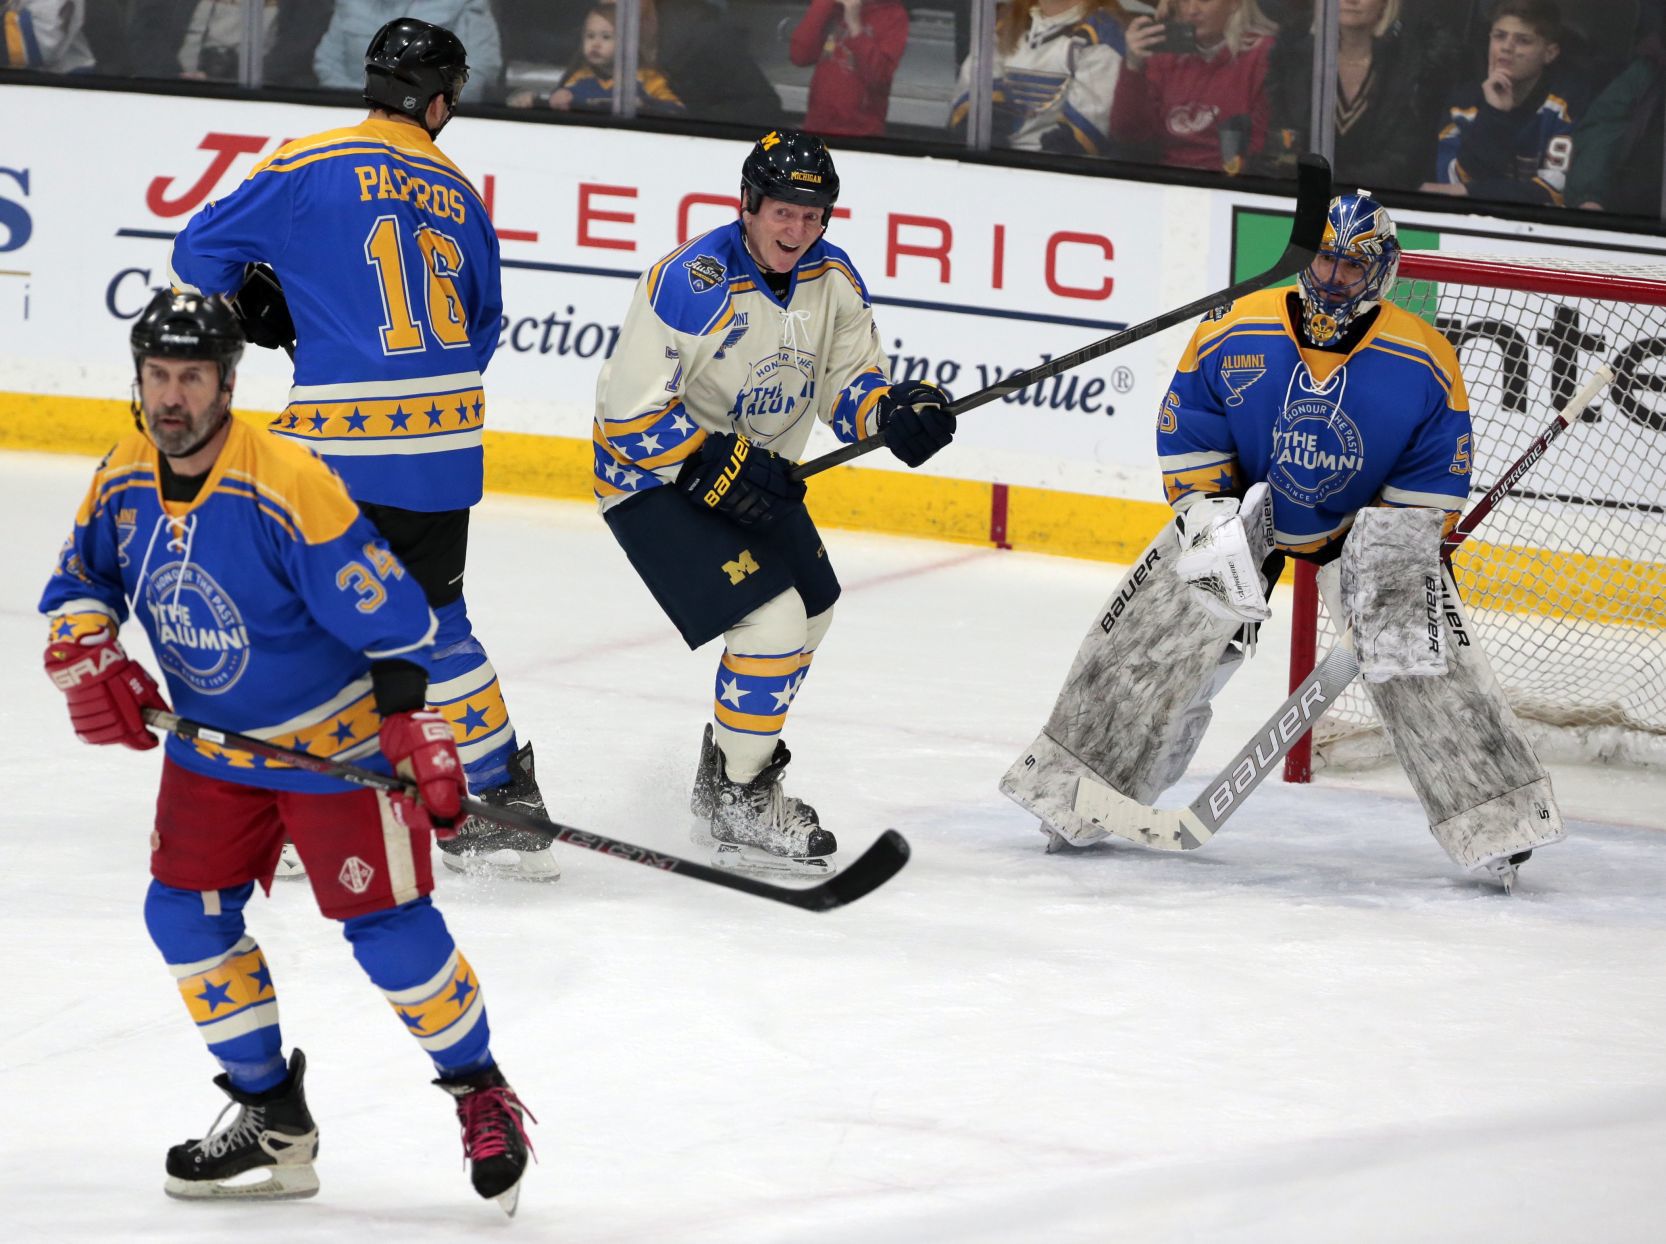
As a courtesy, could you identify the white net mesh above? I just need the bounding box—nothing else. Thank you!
[1310,252,1666,769]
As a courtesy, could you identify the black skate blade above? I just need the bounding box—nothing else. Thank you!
[711,842,840,879]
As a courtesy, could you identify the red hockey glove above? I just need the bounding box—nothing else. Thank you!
[379,709,464,830]
[44,636,168,750]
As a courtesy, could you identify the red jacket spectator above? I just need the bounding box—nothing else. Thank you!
[1112,33,1273,169]
[789,0,909,137]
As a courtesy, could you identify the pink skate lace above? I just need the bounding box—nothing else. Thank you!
[457,1086,538,1162]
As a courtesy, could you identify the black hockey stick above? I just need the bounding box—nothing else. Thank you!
[792,154,1333,483]
[141,709,910,911]
[1065,363,1615,851]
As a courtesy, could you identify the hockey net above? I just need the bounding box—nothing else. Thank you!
[1288,251,1666,777]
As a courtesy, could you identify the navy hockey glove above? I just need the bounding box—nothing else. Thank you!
[232,263,296,354]
[877,381,956,468]
[678,432,807,528]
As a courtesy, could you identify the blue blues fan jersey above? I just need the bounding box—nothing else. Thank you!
[169,118,502,510]
[40,418,438,792]
[1158,289,1473,553]
[594,220,893,507]
[1434,81,1575,205]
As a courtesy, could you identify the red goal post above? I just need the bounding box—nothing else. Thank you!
[1284,250,1666,782]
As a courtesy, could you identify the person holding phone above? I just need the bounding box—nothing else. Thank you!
[1111,0,1279,171]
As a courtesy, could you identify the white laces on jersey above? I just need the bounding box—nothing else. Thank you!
[779,308,812,351]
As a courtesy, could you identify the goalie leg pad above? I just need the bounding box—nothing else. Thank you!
[1320,562,1566,870]
[1340,506,1448,682]
[1001,523,1243,845]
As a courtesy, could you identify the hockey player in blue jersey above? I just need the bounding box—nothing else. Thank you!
[40,290,534,1211]
[1003,192,1565,889]
[167,17,555,881]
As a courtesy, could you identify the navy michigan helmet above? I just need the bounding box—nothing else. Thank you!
[1298,191,1402,346]
[741,129,840,225]
[363,18,470,132]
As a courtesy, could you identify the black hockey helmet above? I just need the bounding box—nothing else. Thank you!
[363,17,470,125]
[130,288,245,385]
[740,129,840,224]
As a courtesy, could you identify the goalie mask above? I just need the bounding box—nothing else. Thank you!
[1298,192,1401,347]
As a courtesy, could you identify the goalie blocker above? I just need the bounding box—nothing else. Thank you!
[1001,503,1564,881]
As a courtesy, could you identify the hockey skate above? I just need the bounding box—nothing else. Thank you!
[435,1064,536,1217]
[1482,849,1533,894]
[439,742,561,882]
[163,1048,319,1201]
[691,724,837,877]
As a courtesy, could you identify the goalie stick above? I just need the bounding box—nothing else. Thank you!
[141,709,910,911]
[792,154,1333,483]
[1066,363,1616,851]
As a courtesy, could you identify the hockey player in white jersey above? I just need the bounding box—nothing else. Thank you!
[595,129,957,873]
[1001,191,1564,889]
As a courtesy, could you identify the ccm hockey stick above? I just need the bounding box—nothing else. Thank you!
[141,709,910,911]
[792,154,1333,483]
[1069,363,1615,851]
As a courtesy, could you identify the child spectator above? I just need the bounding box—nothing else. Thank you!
[507,2,684,115]
[950,0,1129,156]
[1422,0,1575,203]
[789,0,910,138]
[1112,0,1279,172]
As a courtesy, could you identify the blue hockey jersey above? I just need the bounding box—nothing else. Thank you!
[168,118,503,511]
[40,418,438,792]
[1158,288,1473,554]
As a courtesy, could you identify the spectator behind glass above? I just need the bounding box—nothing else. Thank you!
[789,0,910,138]
[1263,0,1458,188]
[646,0,782,126]
[1113,0,1279,173]
[2,0,93,72]
[264,0,332,87]
[178,0,276,81]
[506,2,684,115]
[949,1,1129,157]
[1567,33,1666,216]
[1422,0,1575,203]
[315,0,502,102]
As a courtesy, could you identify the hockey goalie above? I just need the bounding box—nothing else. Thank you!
[1000,192,1565,890]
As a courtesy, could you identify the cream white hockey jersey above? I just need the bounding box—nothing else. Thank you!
[593,220,893,510]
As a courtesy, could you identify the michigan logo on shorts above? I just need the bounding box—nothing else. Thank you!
[723,549,761,585]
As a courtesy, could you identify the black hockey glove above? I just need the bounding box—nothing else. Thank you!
[677,432,806,529]
[232,263,297,354]
[876,381,956,468]
[1039,124,1083,155]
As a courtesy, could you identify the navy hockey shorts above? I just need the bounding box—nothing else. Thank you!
[604,485,841,649]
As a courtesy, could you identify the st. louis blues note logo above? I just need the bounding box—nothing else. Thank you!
[684,254,727,294]
[1219,352,1266,407]
[713,312,749,360]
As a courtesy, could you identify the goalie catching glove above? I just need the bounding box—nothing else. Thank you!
[875,381,956,468]
[44,631,168,751]
[677,432,806,528]
[1171,482,1274,624]
[379,709,464,834]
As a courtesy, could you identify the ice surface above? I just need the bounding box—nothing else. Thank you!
[3,449,1663,1242]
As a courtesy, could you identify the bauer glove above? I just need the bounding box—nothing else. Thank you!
[877,381,956,468]
[677,431,807,528]
[44,633,168,750]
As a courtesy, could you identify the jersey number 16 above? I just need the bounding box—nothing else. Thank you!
[364,215,469,355]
